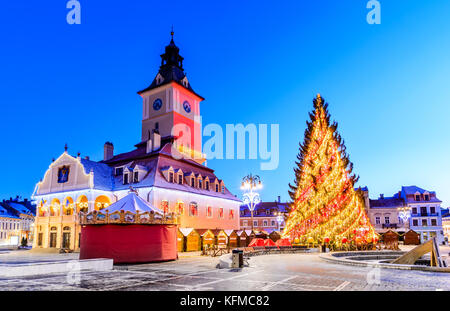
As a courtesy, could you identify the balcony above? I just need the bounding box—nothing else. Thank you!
[382,223,398,229]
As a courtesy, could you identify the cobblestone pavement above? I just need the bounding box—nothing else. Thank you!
[0,252,449,291]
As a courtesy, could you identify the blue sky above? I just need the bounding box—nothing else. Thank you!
[1,1,449,207]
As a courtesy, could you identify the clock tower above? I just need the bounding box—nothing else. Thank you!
[138,31,205,163]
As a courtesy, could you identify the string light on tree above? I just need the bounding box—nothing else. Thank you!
[283,94,377,247]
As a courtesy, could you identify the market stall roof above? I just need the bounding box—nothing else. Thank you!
[248,238,265,247]
[105,192,163,215]
[275,238,291,247]
[224,230,235,236]
[264,239,276,247]
[179,228,194,237]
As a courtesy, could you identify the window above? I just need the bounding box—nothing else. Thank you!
[271,220,276,226]
[420,206,427,215]
[430,206,436,214]
[375,217,381,225]
[115,167,123,176]
[189,202,198,217]
[199,179,203,189]
[215,184,219,192]
[253,220,258,227]
[178,174,183,184]
[243,220,248,227]
[155,122,159,131]
[191,178,195,187]
[421,219,428,226]
[134,171,139,183]
[169,172,174,183]
[123,173,129,185]
[205,181,209,191]
[263,220,268,227]
[218,208,224,219]
[161,200,169,214]
[57,166,70,183]
[413,219,418,226]
[229,209,234,219]
[384,217,390,224]
[431,219,437,226]
[412,207,417,214]
[415,194,421,201]
[177,202,184,214]
[222,186,225,193]
[207,206,212,218]
[424,194,430,201]
[266,210,270,216]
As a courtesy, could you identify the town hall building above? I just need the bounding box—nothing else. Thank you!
[31,33,241,251]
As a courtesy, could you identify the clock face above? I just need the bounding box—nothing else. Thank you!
[183,101,191,113]
[153,98,162,111]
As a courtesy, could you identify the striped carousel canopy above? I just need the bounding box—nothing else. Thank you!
[105,192,163,215]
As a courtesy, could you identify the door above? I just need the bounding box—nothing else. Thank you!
[49,233,57,248]
[62,232,71,249]
[38,233,43,246]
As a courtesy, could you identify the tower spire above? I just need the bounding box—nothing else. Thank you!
[171,25,174,41]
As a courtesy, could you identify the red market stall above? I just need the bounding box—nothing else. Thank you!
[275,238,292,247]
[264,238,277,247]
[248,238,265,247]
[79,192,178,264]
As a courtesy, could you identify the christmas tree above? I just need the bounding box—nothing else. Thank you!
[283,94,377,246]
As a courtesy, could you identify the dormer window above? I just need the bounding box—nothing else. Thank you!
[198,179,203,189]
[123,173,129,185]
[221,185,225,193]
[191,177,195,187]
[215,183,219,192]
[133,171,139,183]
[205,181,209,191]
[424,194,430,201]
[115,167,123,176]
[178,174,183,184]
[169,172,174,183]
[415,194,421,201]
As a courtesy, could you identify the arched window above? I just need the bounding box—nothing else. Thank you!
[77,195,89,213]
[63,226,71,231]
[50,199,60,216]
[63,197,74,215]
[94,195,111,211]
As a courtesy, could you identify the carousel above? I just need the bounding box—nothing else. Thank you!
[79,190,178,264]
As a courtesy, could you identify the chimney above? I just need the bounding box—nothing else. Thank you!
[379,194,384,199]
[278,196,281,203]
[146,139,153,153]
[104,142,114,161]
[153,132,161,151]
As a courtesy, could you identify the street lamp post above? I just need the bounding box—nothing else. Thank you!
[241,174,262,234]
[276,211,284,232]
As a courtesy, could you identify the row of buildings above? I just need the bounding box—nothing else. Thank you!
[239,186,448,245]
[0,197,35,246]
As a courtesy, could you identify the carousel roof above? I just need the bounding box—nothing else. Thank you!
[105,192,163,215]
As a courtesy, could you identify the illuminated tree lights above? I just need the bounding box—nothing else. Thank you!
[283,94,377,246]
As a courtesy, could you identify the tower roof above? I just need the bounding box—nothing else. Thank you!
[137,31,203,99]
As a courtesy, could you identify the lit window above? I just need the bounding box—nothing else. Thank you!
[229,209,234,219]
[177,202,184,214]
[161,200,169,214]
[189,202,198,217]
[207,206,212,218]
[218,208,224,219]
[243,220,248,227]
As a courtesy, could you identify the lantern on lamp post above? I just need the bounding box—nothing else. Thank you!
[241,174,262,234]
